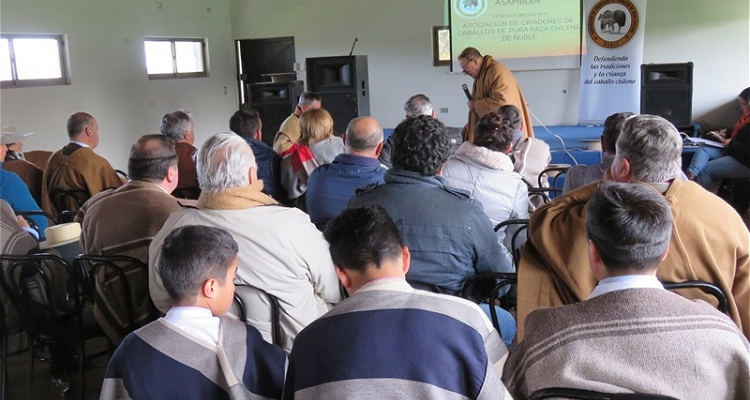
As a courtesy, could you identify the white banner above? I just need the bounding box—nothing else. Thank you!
[578,0,647,124]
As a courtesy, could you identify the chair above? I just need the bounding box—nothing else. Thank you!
[660,280,729,314]
[406,279,446,294]
[234,284,283,347]
[528,387,680,400]
[16,211,58,237]
[171,187,201,200]
[493,219,529,267]
[49,189,89,223]
[0,254,106,400]
[536,165,571,201]
[114,169,129,180]
[460,272,517,334]
[73,255,159,345]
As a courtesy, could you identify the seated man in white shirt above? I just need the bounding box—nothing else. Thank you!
[503,182,750,399]
[101,225,286,400]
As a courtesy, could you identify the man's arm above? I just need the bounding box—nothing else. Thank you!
[470,201,512,274]
[86,154,124,196]
[298,224,343,305]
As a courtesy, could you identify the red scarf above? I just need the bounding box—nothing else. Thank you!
[281,143,318,184]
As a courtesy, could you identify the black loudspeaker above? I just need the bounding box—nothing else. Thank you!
[306,55,369,135]
[247,81,304,146]
[640,62,693,129]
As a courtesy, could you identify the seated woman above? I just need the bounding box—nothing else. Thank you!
[443,111,531,269]
[280,108,344,206]
[687,87,750,188]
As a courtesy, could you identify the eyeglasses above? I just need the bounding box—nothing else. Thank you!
[460,58,474,73]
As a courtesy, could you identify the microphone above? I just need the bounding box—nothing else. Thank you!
[461,84,473,101]
[348,38,359,56]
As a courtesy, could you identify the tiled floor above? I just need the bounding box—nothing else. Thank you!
[4,334,110,400]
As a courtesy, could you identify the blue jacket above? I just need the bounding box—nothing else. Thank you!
[0,163,48,238]
[349,169,509,292]
[306,154,386,224]
[245,137,286,201]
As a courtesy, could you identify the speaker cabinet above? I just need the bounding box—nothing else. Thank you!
[247,81,304,146]
[640,62,693,129]
[306,55,369,135]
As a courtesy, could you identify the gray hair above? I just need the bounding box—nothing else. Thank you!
[197,132,257,193]
[297,92,322,107]
[616,114,682,182]
[404,94,433,118]
[160,111,192,142]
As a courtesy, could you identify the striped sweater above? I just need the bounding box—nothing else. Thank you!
[503,288,750,400]
[284,279,511,400]
[101,317,286,400]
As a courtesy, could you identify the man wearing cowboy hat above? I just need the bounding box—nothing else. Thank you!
[2,126,45,206]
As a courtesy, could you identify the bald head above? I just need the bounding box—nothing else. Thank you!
[345,117,384,158]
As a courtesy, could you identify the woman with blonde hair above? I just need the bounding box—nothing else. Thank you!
[281,108,344,205]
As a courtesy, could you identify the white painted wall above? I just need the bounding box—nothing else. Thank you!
[229,0,749,129]
[1,0,239,170]
[2,0,748,167]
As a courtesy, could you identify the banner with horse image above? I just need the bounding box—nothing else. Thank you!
[578,0,647,124]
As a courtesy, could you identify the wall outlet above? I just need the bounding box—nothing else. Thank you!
[440,107,449,113]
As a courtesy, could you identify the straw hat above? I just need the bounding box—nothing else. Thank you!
[39,223,82,250]
[1,126,35,145]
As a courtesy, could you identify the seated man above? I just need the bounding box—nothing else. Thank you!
[306,116,387,227]
[101,225,286,400]
[2,127,44,205]
[41,112,123,218]
[562,112,633,193]
[229,107,285,201]
[149,132,341,353]
[517,114,750,340]
[379,94,434,168]
[75,134,184,344]
[349,115,515,343]
[160,110,200,199]
[504,182,750,399]
[284,205,511,400]
[0,139,48,238]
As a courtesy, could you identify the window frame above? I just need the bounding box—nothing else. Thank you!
[0,33,70,89]
[144,37,209,80]
[433,26,451,67]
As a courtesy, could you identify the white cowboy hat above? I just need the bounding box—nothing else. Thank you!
[39,222,82,250]
[1,126,35,145]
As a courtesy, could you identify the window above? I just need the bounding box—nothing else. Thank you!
[144,38,208,79]
[433,26,450,67]
[0,34,69,88]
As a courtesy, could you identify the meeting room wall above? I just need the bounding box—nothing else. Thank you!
[230,0,749,130]
[1,0,239,170]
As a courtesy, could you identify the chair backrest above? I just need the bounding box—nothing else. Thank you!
[234,284,283,346]
[16,211,58,237]
[460,272,517,333]
[494,218,529,267]
[538,165,571,193]
[0,254,77,339]
[406,280,446,294]
[49,189,89,222]
[171,187,201,200]
[528,387,680,400]
[661,280,729,314]
[73,254,158,345]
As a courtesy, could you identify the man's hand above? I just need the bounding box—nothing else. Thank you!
[467,100,474,110]
[16,215,30,228]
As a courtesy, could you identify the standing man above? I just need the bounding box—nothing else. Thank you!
[273,92,322,155]
[160,110,199,199]
[458,47,534,142]
[42,112,123,218]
